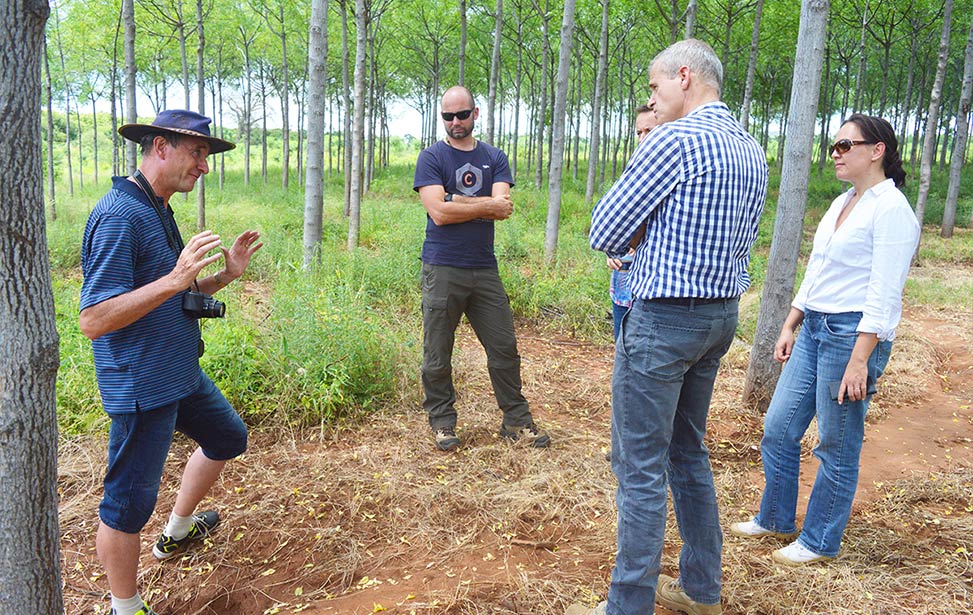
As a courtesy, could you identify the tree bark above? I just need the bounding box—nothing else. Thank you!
[914,0,953,226]
[347,0,367,250]
[0,2,63,612]
[304,0,330,267]
[684,0,698,38]
[458,0,467,85]
[486,0,503,143]
[123,0,137,172]
[341,0,352,216]
[196,0,206,230]
[43,37,55,218]
[584,0,610,204]
[744,0,830,410]
[740,0,764,132]
[543,0,576,260]
[942,14,973,237]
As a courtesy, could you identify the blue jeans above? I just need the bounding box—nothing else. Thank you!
[756,311,891,557]
[612,302,629,341]
[100,371,248,533]
[608,298,738,613]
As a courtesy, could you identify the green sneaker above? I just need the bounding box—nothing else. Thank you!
[152,510,220,560]
[110,604,158,615]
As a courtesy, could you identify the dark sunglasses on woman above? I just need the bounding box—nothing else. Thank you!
[828,138,876,156]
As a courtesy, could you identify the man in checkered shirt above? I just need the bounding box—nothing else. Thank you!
[586,39,769,615]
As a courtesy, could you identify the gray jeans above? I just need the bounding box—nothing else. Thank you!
[420,263,532,430]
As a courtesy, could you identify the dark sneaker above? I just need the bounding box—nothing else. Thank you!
[152,510,220,560]
[110,604,158,615]
[500,422,551,448]
[655,573,722,615]
[434,427,461,451]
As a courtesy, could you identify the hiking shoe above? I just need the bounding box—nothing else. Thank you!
[565,601,606,615]
[110,604,158,615]
[729,519,798,540]
[500,422,551,448]
[152,510,220,560]
[656,574,722,615]
[772,540,833,566]
[434,427,461,451]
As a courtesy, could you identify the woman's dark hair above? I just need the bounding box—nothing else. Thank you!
[843,113,906,187]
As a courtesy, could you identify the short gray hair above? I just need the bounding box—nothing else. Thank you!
[650,39,723,96]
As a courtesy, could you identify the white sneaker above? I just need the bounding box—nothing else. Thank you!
[772,541,833,566]
[565,601,606,615]
[729,519,797,539]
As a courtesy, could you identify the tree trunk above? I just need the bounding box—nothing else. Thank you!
[196,0,206,231]
[584,0,610,204]
[684,0,697,38]
[942,15,973,237]
[43,38,55,218]
[51,5,73,196]
[543,0,576,260]
[740,0,764,132]
[278,2,290,190]
[915,0,953,226]
[0,2,63,612]
[90,93,100,185]
[304,0,329,267]
[486,0,502,143]
[534,0,551,189]
[512,15,523,178]
[458,0,467,85]
[853,0,869,112]
[341,0,352,216]
[348,0,367,250]
[123,0,137,172]
[744,0,830,410]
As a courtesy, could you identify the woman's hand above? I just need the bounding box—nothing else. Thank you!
[773,328,795,363]
[837,358,869,404]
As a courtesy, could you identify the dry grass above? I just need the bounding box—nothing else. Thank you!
[59,302,973,614]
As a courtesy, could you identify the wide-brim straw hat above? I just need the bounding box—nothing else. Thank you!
[119,109,235,154]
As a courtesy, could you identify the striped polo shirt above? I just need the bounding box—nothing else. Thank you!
[81,177,202,414]
[590,102,769,300]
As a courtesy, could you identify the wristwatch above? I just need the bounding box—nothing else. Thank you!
[444,193,453,202]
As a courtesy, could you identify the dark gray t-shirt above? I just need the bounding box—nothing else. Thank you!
[413,139,514,269]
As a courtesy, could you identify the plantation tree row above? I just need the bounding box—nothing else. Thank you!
[45,0,973,217]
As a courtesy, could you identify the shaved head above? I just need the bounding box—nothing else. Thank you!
[442,85,475,109]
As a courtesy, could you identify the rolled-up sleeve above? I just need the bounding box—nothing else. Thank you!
[858,200,920,340]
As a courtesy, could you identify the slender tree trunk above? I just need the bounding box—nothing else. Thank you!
[348,0,367,250]
[486,0,502,143]
[740,0,764,131]
[123,0,137,172]
[458,0,467,85]
[512,16,523,178]
[744,0,830,410]
[943,16,973,236]
[341,0,352,216]
[915,0,953,226]
[51,6,73,196]
[817,42,832,174]
[585,0,610,203]
[0,2,63,612]
[304,0,329,267]
[533,0,550,188]
[75,105,84,191]
[684,0,697,38]
[196,0,206,230]
[43,38,55,217]
[853,0,869,112]
[544,0,576,260]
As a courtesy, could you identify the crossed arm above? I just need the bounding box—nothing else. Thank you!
[418,182,513,226]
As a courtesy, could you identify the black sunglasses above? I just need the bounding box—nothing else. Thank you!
[441,109,473,121]
[828,139,876,156]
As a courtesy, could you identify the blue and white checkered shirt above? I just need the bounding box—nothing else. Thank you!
[590,102,769,300]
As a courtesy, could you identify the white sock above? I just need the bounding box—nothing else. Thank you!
[164,511,194,540]
[110,592,144,615]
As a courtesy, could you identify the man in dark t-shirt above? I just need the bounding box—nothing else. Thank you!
[413,85,550,451]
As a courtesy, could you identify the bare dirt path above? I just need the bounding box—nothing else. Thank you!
[59,309,973,615]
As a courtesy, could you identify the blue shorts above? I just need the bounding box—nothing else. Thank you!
[99,371,248,534]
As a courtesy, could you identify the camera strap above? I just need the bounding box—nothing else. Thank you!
[132,170,186,255]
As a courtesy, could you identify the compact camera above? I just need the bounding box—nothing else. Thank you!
[182,291,226,318]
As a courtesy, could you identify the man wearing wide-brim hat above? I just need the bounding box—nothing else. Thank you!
[79,109,262,615]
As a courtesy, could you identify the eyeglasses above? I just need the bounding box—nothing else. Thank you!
[441,109,473,122]
[828,139,876,156]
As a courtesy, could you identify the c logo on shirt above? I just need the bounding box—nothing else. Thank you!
[454,163,483,195]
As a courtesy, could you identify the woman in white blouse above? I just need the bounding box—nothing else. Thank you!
[730,114,920,565]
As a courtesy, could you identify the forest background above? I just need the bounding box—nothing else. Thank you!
[3,0,973,612]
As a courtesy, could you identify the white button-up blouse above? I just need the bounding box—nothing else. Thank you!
[793,178,921,341]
